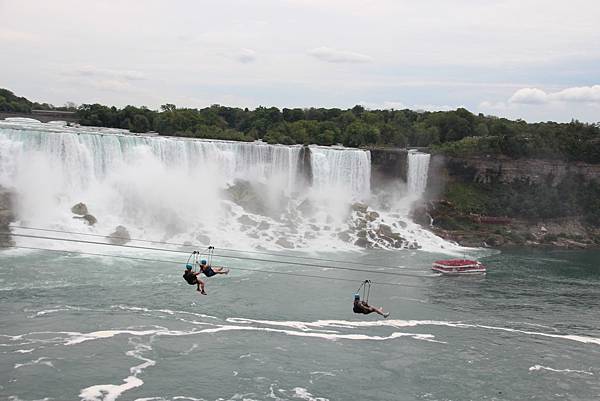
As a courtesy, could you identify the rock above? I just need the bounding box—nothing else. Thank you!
[0,186,15,247]
[309,224,320,231]
[337,231,352,242]
[74,213,97,226]
[377,224,394,237]
[396,220,408,229]
[297,199,313,216]
[351,202,368,213]
[257,221,271,230]
[357,230,367,238]
[485,235,505,247]
[108,225,130,245]
[71,202,88,216]
[365,211,379,222]
[354,219,367,230]
[354,237,370,248]
[237,215,257,227]
[195,234,211,245]
[276,238,295,249]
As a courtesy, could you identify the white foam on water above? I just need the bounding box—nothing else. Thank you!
[529,365,594,375]
[14,349,34,353]
[14,357,55,369]
[291,387,329,401]
[80,340,156,401]
[225,318,600,346]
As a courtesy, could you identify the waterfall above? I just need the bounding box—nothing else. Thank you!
[0,119,459,252]
[407,151,430,197]
[309,146,371,201]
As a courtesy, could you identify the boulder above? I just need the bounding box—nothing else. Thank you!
[351,202,368,213]
[71,202,89,216]
[73,213,97,226]
[195,233,211,245]
[257,221,271,230]
[337,231,352,242]
[297,199,313,216]
[108,225,131,245]
[354,237,370,248]
[377,224,394,237]
[237,215,257,227]
[365,211,380,222]
[276,238,295,249]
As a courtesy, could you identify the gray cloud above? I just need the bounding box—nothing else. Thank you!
[234,48,257,64]
[67,66,146,81]
[509,85,600,104]
[308,47,372,63]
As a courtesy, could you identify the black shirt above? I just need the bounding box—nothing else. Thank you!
[183,270,197,284]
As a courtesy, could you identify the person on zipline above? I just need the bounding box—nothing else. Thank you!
[353,293,390,318]
[198,259,229,277]
[183,264,206,294]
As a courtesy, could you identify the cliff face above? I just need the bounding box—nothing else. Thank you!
[420,155,600,248]
[0,186,16,247]
[439,155,600,186]
[369,148,408,181]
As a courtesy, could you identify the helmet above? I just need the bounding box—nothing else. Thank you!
[186,264,193,270]
[200,259,207,265]
[354,293,360,300]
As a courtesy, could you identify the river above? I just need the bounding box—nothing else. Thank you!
[0,119,598,400]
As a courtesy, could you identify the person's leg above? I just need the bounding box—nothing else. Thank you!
[367,305,388,317]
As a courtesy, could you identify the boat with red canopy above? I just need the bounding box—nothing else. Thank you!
[432,259,486,275]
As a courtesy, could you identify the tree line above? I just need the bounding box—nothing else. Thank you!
[2,88,599,163]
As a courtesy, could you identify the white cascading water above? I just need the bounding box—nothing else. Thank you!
[0,119,459,252]
[309,146,370,201]
[407,151,431,198]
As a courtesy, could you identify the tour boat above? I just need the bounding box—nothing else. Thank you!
[432,259,486,275]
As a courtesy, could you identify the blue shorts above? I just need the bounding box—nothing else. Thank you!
[203,267,216,277]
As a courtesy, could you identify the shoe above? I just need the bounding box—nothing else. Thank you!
[383,312,390,318]
[201,291,207,295]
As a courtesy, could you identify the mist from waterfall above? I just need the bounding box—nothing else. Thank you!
[0,119,459,253]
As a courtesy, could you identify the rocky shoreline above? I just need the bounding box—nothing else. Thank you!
[413,200,600,249]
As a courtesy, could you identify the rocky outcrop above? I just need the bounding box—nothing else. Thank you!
[71,202,97,225]
[71,202,89,215]
[108,225,131,245]
[434,155,600,186]
[224,179,288,218]
[0,186,16,247]
[418,154,600,249]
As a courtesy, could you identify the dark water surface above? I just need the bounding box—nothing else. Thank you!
[1,247,599,401]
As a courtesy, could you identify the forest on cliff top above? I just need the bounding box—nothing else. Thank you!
[2,88,599,163]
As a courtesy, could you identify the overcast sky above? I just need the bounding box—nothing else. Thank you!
[1,0,599,122]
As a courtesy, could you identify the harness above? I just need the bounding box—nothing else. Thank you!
[356,279,371,303]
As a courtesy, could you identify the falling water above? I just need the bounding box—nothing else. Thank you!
[407,151,431,198]
[0,119,458,252]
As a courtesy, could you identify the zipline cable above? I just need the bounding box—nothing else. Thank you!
[10,225,420,270]
[2,232,434,280]
[6,245,429,289]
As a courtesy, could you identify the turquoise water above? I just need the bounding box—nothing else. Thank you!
[1,247,599,401]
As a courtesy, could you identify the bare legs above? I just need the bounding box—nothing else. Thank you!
[196,280,206,295]
[363,302,390,318]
